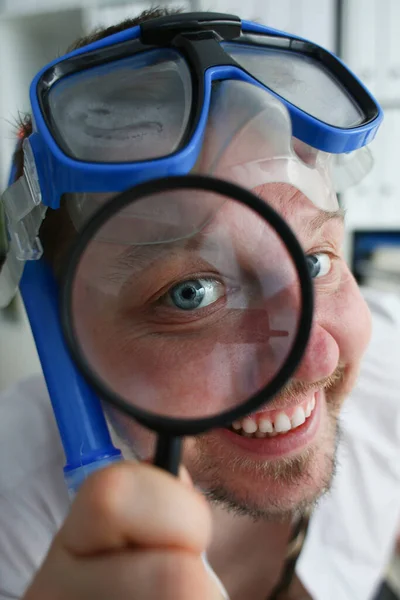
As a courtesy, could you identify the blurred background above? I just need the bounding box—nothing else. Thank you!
[0,0,399,595]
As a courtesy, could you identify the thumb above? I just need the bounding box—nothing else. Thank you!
[58,461,211,556]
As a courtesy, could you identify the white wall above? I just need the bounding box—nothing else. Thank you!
[197,0,336,51]
[340,0,400,266]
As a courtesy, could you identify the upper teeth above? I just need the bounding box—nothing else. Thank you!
[232,394,316,437]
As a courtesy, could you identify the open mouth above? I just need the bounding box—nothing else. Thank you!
[229,393,317,439]
[218,391,323,459]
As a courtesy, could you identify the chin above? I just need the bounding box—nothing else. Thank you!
[106,375,348,520]
[183,391,342,520]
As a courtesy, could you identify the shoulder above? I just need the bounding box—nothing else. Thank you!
[0,375,69,598]
[0,374,65,493]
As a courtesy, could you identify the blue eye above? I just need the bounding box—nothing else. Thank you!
[306,253,332,279]
[166,278,224,311]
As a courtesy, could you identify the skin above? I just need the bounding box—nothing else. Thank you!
[24,463,225,600]
[75,182,371,516]
[73,187,300,418]
[188,184,370,515]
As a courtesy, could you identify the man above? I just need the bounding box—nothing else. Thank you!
[1,8,399,600]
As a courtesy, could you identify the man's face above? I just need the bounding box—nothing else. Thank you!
[185,183,372,518]
[73,180,371,519]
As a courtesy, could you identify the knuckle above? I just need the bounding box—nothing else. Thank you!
[80,462,135,519]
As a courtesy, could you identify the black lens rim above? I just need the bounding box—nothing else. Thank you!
[60,174,313,436]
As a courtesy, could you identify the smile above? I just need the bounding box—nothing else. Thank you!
[217,391,324,459]
[231,393,317,438]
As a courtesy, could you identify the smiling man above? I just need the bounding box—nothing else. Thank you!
[183,186,354,519]
[1,8,397,600]
[70,175,355,522]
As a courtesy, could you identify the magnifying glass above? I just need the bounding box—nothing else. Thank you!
[60,175,313,475]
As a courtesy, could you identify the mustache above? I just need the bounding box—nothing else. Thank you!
[273,364,346,403]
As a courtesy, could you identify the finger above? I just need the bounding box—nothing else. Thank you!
[25,549,225,600]
[58,462,211,556]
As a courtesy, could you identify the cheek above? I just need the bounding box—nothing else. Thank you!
[316,267,371,369]
[106,406,158,460]
[80,305,297,420]
[91,332,275,418]
[106,406,203,464]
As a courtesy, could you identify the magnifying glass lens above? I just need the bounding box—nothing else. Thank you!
[68,184,305,421]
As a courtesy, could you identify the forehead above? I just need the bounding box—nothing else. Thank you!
[74,180,345,286]
[254,183,344,241]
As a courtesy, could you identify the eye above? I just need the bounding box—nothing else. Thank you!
[306,253,332,279]
[164,278,224,311]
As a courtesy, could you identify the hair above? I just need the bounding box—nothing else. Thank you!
[13,6,182,276]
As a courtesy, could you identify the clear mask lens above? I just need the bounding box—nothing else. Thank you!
[47,48,192,162]
[222,40,365,128]
[194,80,340,212]
[65,77,373,231]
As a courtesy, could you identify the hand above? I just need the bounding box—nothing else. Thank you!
[24,462,223,599]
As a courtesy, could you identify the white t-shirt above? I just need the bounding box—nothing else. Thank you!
[1,288,400,600]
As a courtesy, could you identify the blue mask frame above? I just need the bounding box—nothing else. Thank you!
[28,13,383,209]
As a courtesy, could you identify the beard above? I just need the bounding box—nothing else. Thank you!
[106,364,350,522]
[183,365,347,522]
[188,420,342,522]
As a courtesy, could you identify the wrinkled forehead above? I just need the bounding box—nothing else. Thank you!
[73,187,303,306]
[253,182,345,244]
[78,181,341,269]
[255,182,318,219]
[68,181,342,266]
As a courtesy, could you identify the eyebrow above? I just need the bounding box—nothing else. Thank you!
[104,237,213,282]
[106,219,225,277]
[307,207,346,236]
[104,207,347,280]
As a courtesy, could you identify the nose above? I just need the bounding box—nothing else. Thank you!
[293,322,339,383]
